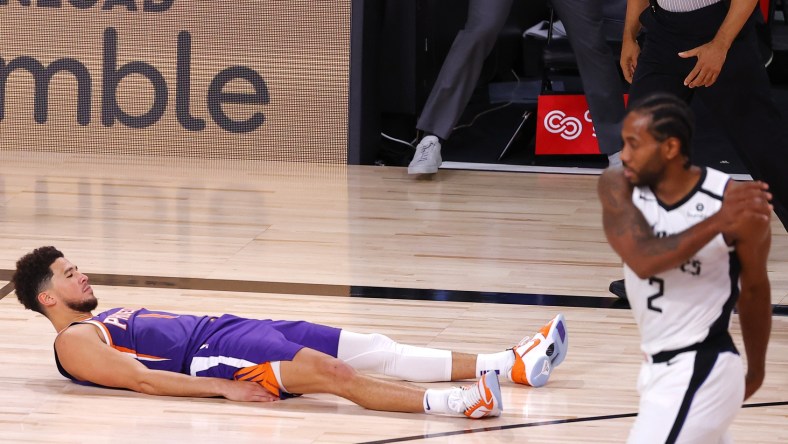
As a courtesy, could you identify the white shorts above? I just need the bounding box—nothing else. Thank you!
[627,350,744,444]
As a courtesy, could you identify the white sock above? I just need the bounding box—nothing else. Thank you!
[424,388,464,416]
[476,350,515,381]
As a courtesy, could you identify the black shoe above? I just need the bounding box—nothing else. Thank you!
[609,279,627,300]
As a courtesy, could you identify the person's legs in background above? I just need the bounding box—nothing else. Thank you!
[606,4,696,298]
[409,0,514,174]
[551,0,627,167]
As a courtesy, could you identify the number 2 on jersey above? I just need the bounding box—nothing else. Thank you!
[647,277,664,313]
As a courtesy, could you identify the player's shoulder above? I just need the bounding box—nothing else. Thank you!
[700,167,730,198]
[598,167,629,190]
[598,167,634,201]
[56,323,104,348]
[599,166,626,182]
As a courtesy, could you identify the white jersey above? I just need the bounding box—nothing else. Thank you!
[624,167,740,356]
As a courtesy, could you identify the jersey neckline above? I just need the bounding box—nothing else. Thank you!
[651,166,708,211]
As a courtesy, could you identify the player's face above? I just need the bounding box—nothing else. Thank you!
[47,257,97,312]
[620,112,667,187]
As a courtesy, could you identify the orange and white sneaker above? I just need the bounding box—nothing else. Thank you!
[449,371,503,418]
[508,314,568,387]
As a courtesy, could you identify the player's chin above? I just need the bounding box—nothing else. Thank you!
[623,169,640,185]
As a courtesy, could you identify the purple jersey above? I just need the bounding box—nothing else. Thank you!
[55,307,342,396]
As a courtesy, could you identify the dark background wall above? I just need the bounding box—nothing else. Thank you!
[350,1,788,172]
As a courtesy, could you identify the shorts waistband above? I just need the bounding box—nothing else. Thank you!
[650,333,737,364]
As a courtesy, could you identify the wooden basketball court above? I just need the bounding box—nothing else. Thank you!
[0,152,785,443]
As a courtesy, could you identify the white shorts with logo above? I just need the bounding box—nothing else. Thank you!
[627,350,744,444]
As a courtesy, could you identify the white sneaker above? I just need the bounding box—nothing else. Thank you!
[448,371,503,418]
[408,136,442,174]
[508,314,568,387]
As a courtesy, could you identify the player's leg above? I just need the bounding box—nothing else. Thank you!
[190,317,339,398]
[337,314,568,387]
[628,360,686,443]
[667,352,743,443]
[278,347,502,418]
[203,318,502,417]
[627,351,743,443]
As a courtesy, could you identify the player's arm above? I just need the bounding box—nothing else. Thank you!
[54,324,278,402]
[597,168,771,278]
[599,168,725,278]
[733,217,772,401]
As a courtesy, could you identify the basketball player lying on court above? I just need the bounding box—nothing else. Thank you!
[598,93,772,443]
[12,246,568,419]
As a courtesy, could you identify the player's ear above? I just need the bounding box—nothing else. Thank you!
[662,137,682,160]
[37,290,56,308]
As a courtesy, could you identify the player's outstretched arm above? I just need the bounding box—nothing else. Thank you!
[597,169,771,278]
[54,324,278,402]
[734,215,772,401]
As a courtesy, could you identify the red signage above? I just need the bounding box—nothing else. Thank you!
[760,0,770,23]
[536,94,601,155]
[536,94,630,155]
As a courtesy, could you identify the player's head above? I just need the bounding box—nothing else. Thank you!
[621,93,695,186]
[13,246,96,316]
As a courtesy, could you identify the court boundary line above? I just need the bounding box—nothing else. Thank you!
[358,401,788,444]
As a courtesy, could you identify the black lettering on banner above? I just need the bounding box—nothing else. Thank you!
[101,27,168,128]
[0,0,173,13]
[0,56,92,125]
[647,277,664,313]
[207,66,269,134]
[70,0,99,8]
[0,22,268,132]
[103,0,136,11]
[176,31,206,131]
[143,0,172,12]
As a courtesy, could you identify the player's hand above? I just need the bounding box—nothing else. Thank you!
[717,181,772,238]
[744,369,765,401]
[620,38,640,83]
[679,39,728,88]
[222,380,279,402]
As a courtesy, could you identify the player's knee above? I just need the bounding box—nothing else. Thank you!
[317,356,359,388]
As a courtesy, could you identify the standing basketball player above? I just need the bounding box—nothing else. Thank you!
[597,93,772,443]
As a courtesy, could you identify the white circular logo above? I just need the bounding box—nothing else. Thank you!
[544,110,582,140]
